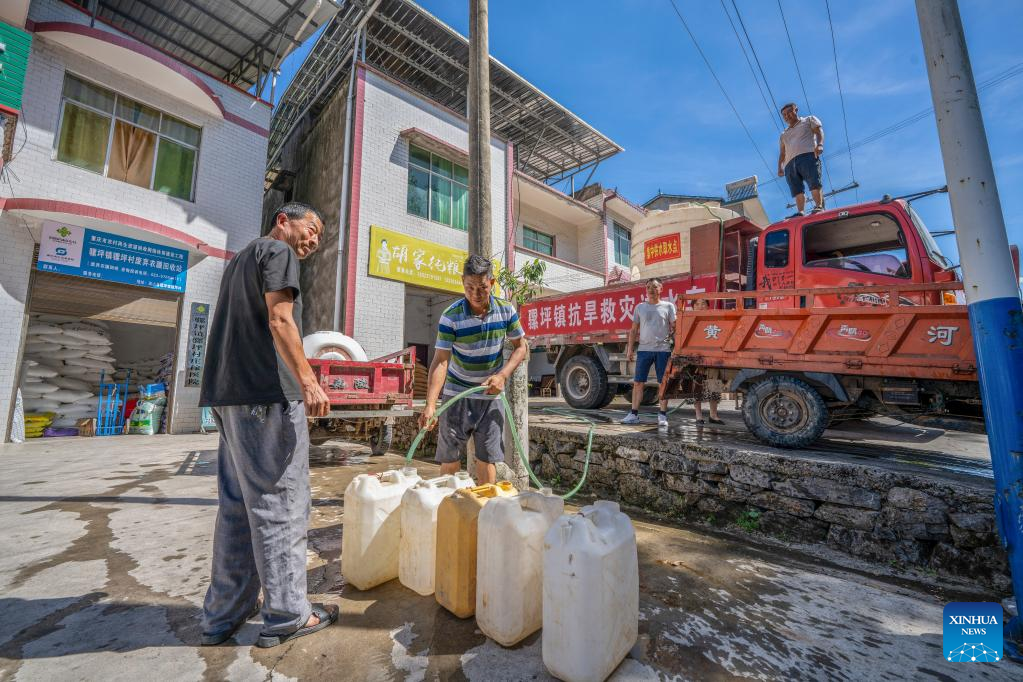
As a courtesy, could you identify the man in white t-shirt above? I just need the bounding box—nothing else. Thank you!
[777,102,825,217]
[622,278,676,427]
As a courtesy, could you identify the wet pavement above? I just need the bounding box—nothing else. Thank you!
[0,433,1018,681]
[530,398,994,483]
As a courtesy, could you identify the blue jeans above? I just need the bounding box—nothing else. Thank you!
[634,351,670,383]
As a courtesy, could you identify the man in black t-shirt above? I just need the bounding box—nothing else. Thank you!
[198,202,334,649]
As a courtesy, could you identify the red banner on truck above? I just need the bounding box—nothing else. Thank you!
[521,274,719,338]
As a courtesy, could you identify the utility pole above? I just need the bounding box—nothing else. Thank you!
[467,0,528,489]
[917,0,1023,655]
[468,0,492,259]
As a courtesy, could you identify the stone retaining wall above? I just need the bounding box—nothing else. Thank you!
[392,417,1008,591]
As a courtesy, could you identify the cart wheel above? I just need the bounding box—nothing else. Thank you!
[742,375,828,448]
[369,423,393,455]
[639,385,660,406]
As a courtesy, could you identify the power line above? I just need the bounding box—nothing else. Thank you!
[666,0,786,201]
[776,0,835,194]
[824,0,857,202]
[719,0,781,133]
[731,0,782,115]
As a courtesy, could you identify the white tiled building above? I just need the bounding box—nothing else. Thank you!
[0,0,319,440]
[264,2,626,375]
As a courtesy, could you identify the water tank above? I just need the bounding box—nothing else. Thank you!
[629,203,739,281]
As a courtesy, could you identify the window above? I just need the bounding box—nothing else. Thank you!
[764,230,789,268]
[803,212,910,278]
[613,222,631,266]
[407,143,468,230]
[522,226,554,256]
[55,74,201,200]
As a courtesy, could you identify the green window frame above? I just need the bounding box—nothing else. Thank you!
[54,73,201,201]
[613,221,631,266]
[406,143,469,230]
[522,226,554,256]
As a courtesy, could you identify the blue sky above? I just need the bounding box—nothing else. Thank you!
[267,0,1023,266]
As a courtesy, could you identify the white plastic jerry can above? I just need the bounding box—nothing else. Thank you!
[476,488,564,647]
[341,467,421,590]
[542,500,638,682]
[399,472,475,595]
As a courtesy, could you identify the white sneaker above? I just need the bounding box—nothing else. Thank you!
[621,413,641,425]
[657,413,668,427]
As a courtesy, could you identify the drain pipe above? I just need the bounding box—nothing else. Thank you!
[332,28,362,332]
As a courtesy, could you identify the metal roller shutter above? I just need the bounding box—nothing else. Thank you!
[29,248,181,327]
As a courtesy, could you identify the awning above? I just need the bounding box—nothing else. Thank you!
[34,22,224,119]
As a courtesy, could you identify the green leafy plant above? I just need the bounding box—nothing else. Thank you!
[735,509,762,532]
[498,259,547,307]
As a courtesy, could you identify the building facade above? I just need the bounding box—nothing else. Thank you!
[264,2,625,373]
[0,0,274,440]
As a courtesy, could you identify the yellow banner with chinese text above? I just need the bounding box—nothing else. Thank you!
[368,225,500,294]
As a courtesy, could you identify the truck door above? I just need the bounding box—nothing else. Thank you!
[757,228,796,308]
[795,209,921,306]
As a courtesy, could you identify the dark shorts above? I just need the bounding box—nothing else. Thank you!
[634,351,670,383]
[784,152,822,197]
[435,396,505,464]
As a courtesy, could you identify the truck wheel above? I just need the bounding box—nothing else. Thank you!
[560,355,610,409]
[743,375,828,448]
[598,382,617,408]
[369,422,393,456]
[640,386,660,406]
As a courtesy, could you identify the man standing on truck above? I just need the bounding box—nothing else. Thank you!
[198,202,334,649]
[623,278,676,427]
[419,255,529,484]
[777,102,825,217]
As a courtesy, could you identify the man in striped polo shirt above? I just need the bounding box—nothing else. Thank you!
[419,255,528,484]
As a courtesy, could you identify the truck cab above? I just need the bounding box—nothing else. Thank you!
[750,199,956,308]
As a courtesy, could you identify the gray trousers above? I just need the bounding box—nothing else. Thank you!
[202,401,312,636]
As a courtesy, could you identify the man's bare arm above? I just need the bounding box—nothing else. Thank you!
[481,336,529,394]
[265,290,329,417]
[625,319,640,359]
[778,139,786,175]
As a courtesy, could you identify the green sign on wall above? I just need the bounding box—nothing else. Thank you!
[0,21,32,113]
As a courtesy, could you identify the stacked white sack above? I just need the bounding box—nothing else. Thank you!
[20,316,116,428]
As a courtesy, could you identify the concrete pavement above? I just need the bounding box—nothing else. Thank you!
[0,433,1018,681]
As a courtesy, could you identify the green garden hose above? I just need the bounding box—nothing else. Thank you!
[404,386,594,500]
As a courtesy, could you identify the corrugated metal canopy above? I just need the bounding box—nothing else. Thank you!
[68,0,342,90]
[267,0,622,183]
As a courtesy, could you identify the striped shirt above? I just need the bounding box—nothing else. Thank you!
[436,295,525,399]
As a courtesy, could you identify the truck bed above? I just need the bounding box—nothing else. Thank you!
[671,283,976,382]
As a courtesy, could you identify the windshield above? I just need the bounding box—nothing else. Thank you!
[906,203,952,268]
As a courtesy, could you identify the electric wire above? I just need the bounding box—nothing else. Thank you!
[824,0,858,202]
[719,0,781,133]
[776,0,835,195]
[666,0,787,202]
[731,0,782,115]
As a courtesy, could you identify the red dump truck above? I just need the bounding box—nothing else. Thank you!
[521,198,1006,447]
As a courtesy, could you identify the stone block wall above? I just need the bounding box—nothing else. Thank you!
[391,417,1007,590]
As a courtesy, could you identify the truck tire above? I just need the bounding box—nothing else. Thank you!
[369,422,393,456]
[560,355,610,409]
[742,375,828,448]
[303,331,368,362]
[598,382,617,408]
[640,386,660,406]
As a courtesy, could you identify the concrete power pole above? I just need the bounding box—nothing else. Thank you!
[467,0,492,259]
[467,0,528,489]
[917,0,1023,653]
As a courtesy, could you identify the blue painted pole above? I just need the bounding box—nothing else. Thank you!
[916,0,1023,655]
